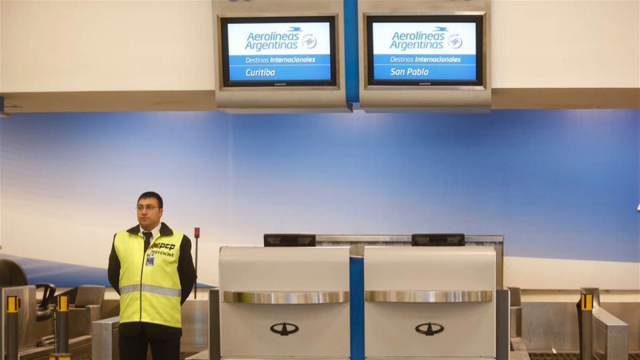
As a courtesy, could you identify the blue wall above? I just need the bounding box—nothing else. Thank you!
[1,110,638,268]
[226,110,639,262]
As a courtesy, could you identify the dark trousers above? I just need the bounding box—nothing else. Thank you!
[119,329,181,360]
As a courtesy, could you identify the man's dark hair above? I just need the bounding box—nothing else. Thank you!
[138,191,163,209]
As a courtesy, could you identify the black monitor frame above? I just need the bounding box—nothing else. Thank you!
[366,15,484,87]
[220,16,337,88]
[264,234,317,247]
[412,233,466,246]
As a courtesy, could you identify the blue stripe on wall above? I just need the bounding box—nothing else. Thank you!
[344,0,360,104]
[350,256,364,360]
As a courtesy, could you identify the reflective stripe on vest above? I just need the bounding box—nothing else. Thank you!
[114,228,183,328]
[120,284,182,298]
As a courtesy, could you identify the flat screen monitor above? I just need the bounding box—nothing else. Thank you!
[367,15,484,86]
[221,16,337,87]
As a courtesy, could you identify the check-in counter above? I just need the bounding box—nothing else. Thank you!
[365,247,496,360]
[219,247,350,360]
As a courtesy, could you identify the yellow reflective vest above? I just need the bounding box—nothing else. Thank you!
[114,226,184,328]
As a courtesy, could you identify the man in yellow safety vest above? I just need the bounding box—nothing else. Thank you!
[108,191,195,360]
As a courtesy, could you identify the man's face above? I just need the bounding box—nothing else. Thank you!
[137,197,163,230]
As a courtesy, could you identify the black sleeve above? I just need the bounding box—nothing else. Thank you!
[107,234,121,294]
[178,235,196,304]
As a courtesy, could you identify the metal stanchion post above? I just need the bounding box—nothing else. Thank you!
[6,295,20,360]
[51,295,71,360]
[577,288,598,360]
[194,227,200,299]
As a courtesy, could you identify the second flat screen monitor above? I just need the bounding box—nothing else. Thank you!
[221,17,337,87]
[367,15,484,86]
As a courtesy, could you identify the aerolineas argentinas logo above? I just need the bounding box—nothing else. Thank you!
[244,26,318,52]
[389,26,463,51]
